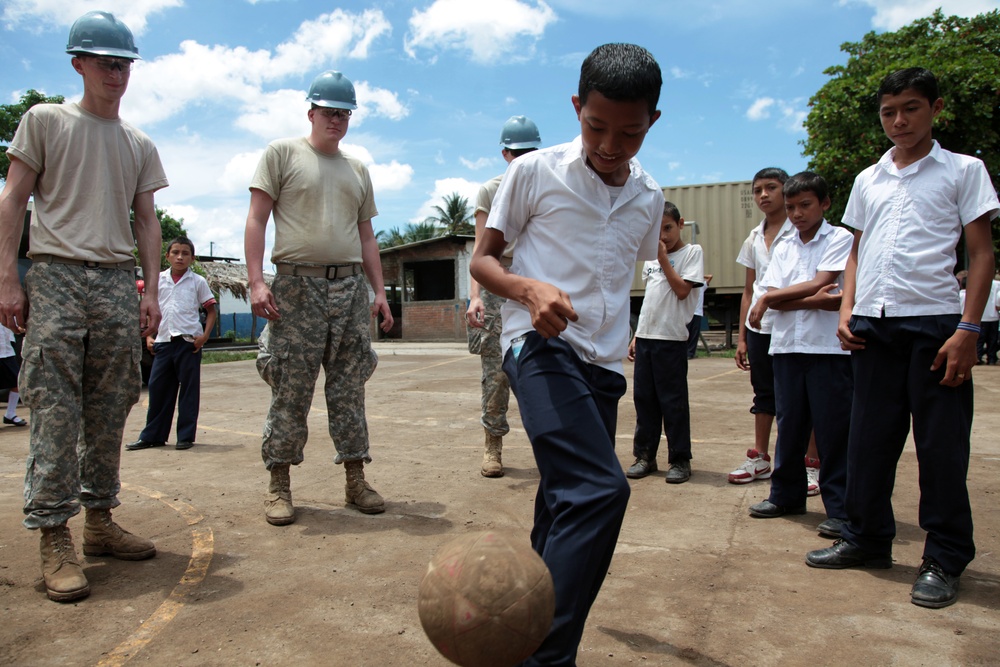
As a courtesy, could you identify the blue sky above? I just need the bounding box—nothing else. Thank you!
[2,0,995,266]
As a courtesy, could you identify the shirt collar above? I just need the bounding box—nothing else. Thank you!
[877,139,943,174]
[564,135,659,193]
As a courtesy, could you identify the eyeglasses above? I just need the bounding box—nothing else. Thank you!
[317,108,352,120]
[90,57,133,73]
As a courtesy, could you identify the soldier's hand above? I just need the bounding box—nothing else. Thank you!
[0,278,28,333]
[140,295,160,338]
[372,296,393,333]
[466,297,485,328]
[251,283,280,320]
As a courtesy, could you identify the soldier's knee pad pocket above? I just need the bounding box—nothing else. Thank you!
[257,336,289,388]
[363,343,378,381]
[18,347,56,409]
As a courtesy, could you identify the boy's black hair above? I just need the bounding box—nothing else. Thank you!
[877,67,940,105]
[783,171,829,202]
[507,147,538,159]
[752,167,789,185]
[167,236,195,255]
[578,43,662,116]
[662,200,682,223]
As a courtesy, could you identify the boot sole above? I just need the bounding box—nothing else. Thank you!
[83,545,156,560]
[481,469,504,478]
[265,514,296,526]
[348,503,385,515]
[47,583,91,602]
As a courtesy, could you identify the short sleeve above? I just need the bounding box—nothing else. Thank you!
[816,228,853,273]
[958,159,1000,225]
[249,144,282,201]
[487,160,531,243]
[678,245,705,285]
[841,173,867,231]
[736,232,755,269]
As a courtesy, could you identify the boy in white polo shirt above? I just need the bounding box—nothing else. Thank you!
[746,172,853,538]
[626,201,703,484]
[471,42,663,667]
[807,68,1000,609]
[127,237,216,451]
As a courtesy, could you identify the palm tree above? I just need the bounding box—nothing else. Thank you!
[402,221,443,244]
[425,192,474,235]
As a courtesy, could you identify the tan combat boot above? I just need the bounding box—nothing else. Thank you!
[481,432,504,478]
[83,508,156,560]
[265,464,295,526]
[344,460,385,514]
[39,524,90,602]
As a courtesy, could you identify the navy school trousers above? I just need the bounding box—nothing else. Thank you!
[770,352,852,517]
[503,332,630,667]
[139,337,202,444]
[840,314,975,575]
[631,337,692,463]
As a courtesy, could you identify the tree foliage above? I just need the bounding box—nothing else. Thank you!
[0,89,65,182]
[802,10,1000,237]
[378,221,446,249]
[424,192,474,235]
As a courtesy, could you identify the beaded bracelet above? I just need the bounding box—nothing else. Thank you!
[957,321,982,334]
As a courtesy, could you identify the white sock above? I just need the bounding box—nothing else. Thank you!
[6,392,18,420]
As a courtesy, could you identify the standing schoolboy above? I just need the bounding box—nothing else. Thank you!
[0,11,165,602]
[0,324,26,427]
[746,172,853,538]
[729,168,793,484]
[976,275,1000,364]
[626,202,703,484]
[465,115,541,477]
[127,237,217,452]
[471,43,663,666]
[806,68,999,609]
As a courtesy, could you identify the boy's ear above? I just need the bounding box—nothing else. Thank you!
[677,217,685,226]
[648,109,661,129]
[931,97,944,118]
[820,197,832,211]
[571,95,582,118]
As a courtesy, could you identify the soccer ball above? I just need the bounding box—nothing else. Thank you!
[418,531,555,667]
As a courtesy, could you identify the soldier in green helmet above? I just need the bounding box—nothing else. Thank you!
[0,10,167,602]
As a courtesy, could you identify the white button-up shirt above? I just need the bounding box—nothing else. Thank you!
[844,141,1000,318]
[155,268,216,344]
[487,136,663,374]
[762,221,853,355]
[736,218,794,334]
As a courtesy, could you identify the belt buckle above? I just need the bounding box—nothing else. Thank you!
[326,265,339,280]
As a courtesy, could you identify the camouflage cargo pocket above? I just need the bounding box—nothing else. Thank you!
[18,346,55,410]
[256,330,289,388]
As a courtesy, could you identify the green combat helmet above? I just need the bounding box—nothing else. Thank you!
[66,10,140,60]
[500,115,541,149]
[306,71,358,110]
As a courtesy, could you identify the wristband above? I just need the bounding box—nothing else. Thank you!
[957,321,981,334]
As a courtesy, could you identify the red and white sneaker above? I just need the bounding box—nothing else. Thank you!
[728,449,772,484]
[805,456,821,497]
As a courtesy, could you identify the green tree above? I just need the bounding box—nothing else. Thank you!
[1,89,65,181]
[377,227,407,249]
[424,192,474,235]
[130,206,192,269]
[802,9,1000,244]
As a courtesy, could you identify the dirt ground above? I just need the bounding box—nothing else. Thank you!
[1,343,998,667]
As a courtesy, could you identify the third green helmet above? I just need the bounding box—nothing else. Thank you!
[500,115,541,149]
[306,71,358,110]
[66,11,140,60]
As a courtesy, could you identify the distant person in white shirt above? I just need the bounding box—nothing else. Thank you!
[0,324,26,426]
[975,275,1000,364]
[626,201,703,484]
[127,237,216,451]
[807,67,1000,610]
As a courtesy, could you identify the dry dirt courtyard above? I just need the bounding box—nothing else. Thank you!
[0,343,998,666]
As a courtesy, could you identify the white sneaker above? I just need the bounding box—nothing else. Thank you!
[805,457,820,497]
[728,449,772,484]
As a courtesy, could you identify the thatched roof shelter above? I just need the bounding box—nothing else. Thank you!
[199,262,272,301]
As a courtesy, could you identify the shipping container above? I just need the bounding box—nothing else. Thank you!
[630,180,758,346]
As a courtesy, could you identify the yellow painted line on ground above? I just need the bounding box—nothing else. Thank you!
[96,484,214,667]
[696,367,743,382]
[198,424,261,438]
[388,356,470,376]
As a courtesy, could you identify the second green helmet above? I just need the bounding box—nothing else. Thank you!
[306,71,358,110]
[66,11,140,60]
[500,115,541,149]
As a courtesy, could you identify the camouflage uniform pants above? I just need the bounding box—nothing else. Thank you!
[479,289,509,437]
[256,274,377,469]
[21,263,141,529]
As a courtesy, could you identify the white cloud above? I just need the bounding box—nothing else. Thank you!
[404,0,557,64]
[412,177,483,223]
[841,0,998,30]
[219,151,265,195]
[2,0,181,35]
[459,156,495,170]
[746,97,774,121]
[121,10,399,127]
[368,161,415,192]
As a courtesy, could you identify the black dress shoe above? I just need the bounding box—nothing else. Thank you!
[806,539,892,569]
[748,499,806,518]
[626,458,657,479]
[175,441,194,450]
[911,558,960,608]
[125,440,165,451]
[816,517,846,538]
[664,460,691,484]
